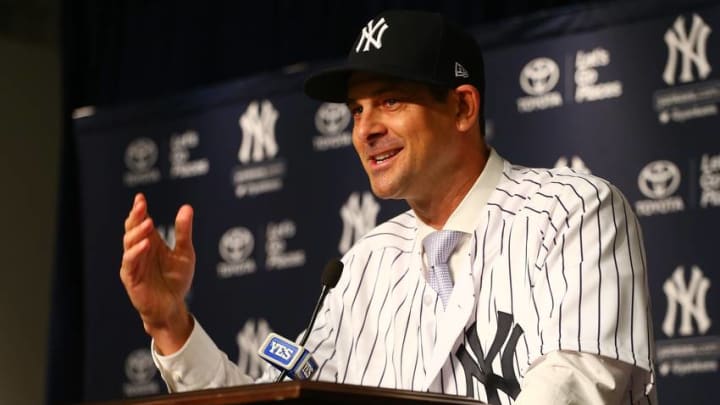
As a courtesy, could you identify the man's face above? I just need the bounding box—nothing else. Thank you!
[347,73,458,202]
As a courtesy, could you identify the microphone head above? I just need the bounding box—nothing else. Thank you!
[321,259,343,288]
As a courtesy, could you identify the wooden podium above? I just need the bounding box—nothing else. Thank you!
[86,381,484,404]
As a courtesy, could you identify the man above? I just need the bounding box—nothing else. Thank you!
[121,10,656,404]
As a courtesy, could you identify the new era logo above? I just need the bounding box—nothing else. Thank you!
[356,18,389,53]
[455,62,469,78]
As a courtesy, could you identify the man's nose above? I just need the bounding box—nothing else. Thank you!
[353,108,385,144]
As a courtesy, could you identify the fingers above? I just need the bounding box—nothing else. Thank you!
[120,237,150,285]
[125,193,148,232]
[174,204,195,253]
[123,217,155,251]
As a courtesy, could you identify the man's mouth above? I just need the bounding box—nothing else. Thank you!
[370,148,402,165]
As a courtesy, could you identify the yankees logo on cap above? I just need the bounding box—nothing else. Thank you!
[304,10,485,103]
[355,17,390,52]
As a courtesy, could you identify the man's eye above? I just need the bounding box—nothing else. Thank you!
[384,98,398,108]
[350,105,363,116]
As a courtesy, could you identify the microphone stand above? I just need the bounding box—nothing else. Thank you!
[275,258,342,382]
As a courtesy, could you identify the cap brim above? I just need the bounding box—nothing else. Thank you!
[304,62,451,103]
[303,65,354,103]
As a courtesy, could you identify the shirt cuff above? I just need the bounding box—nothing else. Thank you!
[151,317,226,392]
[515,350,635,405]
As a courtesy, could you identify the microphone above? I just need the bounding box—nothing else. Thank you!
[261,259,343,382]
[257,333,318,380]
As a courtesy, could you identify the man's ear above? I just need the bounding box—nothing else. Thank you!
[453,84,480,132]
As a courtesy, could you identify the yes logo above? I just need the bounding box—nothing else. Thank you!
[269,341,293,361]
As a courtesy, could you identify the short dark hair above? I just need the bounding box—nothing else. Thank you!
[425,83,485,136]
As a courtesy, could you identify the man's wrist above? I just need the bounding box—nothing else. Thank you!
[144,306,194,355]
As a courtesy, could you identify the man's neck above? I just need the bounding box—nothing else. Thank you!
[409,151,488,229]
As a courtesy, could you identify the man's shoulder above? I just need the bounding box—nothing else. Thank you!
[344,209,417,257]
[501,163,620,202]
[493,162,626,219]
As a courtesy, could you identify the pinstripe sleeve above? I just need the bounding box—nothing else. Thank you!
[522,173,654,375]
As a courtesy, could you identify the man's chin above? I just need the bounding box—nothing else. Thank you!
[369,182,405,201]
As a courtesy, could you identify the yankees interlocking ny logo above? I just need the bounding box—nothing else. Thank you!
[355,17,389,52]
[663,14,712,85]
[455,313,523,405]
[662,265,711,337]
[236,318,272,378]
[338,191,380,254]
[238,100,279,164]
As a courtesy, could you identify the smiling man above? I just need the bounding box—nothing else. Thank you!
[345,72,486,228]
[121,9,657,405]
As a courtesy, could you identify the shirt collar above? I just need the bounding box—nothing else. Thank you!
[414,148,504,250]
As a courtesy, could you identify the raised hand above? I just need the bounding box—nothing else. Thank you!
[120,193,196,354]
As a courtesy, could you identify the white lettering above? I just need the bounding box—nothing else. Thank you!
[313,133,352,151]
[700,155,720,208]
[635,197,685,216]
[575,81,623,102]
[667,104,719,122]
[123,169,161,187]
[234,162,286,183]
[270,341,293,361]
[671,360,718,376]
[123,382,160,397]
[575,48,610,70]
[265,220,306,270]
[516,92,563,112]
[169,130,209,178]
[217,261,257,278]
[235,178,283,198]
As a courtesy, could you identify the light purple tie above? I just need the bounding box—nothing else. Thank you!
[422,230,464,309]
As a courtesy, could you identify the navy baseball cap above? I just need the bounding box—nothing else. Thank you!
[304,10,485,103]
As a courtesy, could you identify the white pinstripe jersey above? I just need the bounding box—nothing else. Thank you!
[304,158,656,404]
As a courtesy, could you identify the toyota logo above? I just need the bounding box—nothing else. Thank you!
[520,57,560,96]
[638,160,681,199]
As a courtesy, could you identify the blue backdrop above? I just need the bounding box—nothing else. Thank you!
[72,2,720,403]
